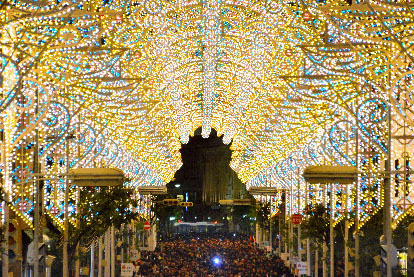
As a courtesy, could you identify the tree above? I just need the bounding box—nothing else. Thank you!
[48,186,140,262]
[150,194,182,237]
[301,204,330,247]
[232,205,255,234]
[358,208,414,276]
[358,208,383,275]
[256,202,271,229]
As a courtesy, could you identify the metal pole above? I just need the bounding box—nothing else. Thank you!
[34,88,40,277]
[298,170,301,261]
[90,241,95,277]
[105,230,110,277]
[385,106,392,277]
[307,239,311,276]
[98,237,102,277]
[1,129,8,277]
[284,192,287,256]
[132,222,135,251]
[120,225,124,262]
[126,224,130,263]
[323,185,327,277]
[142,225,146,248]
[290,188,294,269]
[278,215,281,256]
[2,201,9,277]
[34,174,40,277]
[345,189,349,277]
[344,116,350,277]
[270,217,273,254]
[111,226,115,277]
[63,135,71,277]
[298,222,301,262]
[330,183,334,277]
[355,127,360,277]
[306,183,311,276]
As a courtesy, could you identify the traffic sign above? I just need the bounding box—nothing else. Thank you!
[291,214,302,225]
[144,221,150,230]
[121,263,134,277]
[296,262,308,275]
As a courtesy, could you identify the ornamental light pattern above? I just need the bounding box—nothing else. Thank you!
[1,0,414,229]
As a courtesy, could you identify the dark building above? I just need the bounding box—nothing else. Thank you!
[167,128,248,222]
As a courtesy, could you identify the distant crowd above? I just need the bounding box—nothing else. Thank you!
[134,233,293,276]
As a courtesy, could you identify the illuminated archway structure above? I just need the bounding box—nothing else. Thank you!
[1,0,414,229]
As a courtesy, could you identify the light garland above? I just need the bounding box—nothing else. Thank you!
[1,0,414,229]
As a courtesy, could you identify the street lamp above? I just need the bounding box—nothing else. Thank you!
[247,187,285,254]
[303,165,358,277]
[61,134,127,276]
[62,166,127,276]
[175,184,181,188]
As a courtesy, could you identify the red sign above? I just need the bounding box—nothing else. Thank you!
[291,214,302,225]
[144,221,151,230]
[303,12,312,21]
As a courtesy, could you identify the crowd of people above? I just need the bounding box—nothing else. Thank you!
[135,233,293,276]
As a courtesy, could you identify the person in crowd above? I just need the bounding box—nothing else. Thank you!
[135,233,293,276]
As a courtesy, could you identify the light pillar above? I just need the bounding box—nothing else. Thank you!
[330,183,334,277]
[111,226,115,277]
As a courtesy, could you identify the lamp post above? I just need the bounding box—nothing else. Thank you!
[247,187,280,254]
[384,105,392,277]
[34,130,40,277]
[303,166,358,277]
[14,156,127,277]
[297,169,301,263]
[329,182,334,277]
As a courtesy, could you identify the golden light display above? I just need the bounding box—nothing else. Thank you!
[0,0,414,235]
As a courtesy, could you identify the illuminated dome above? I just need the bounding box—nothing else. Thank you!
[1,0,414,231]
